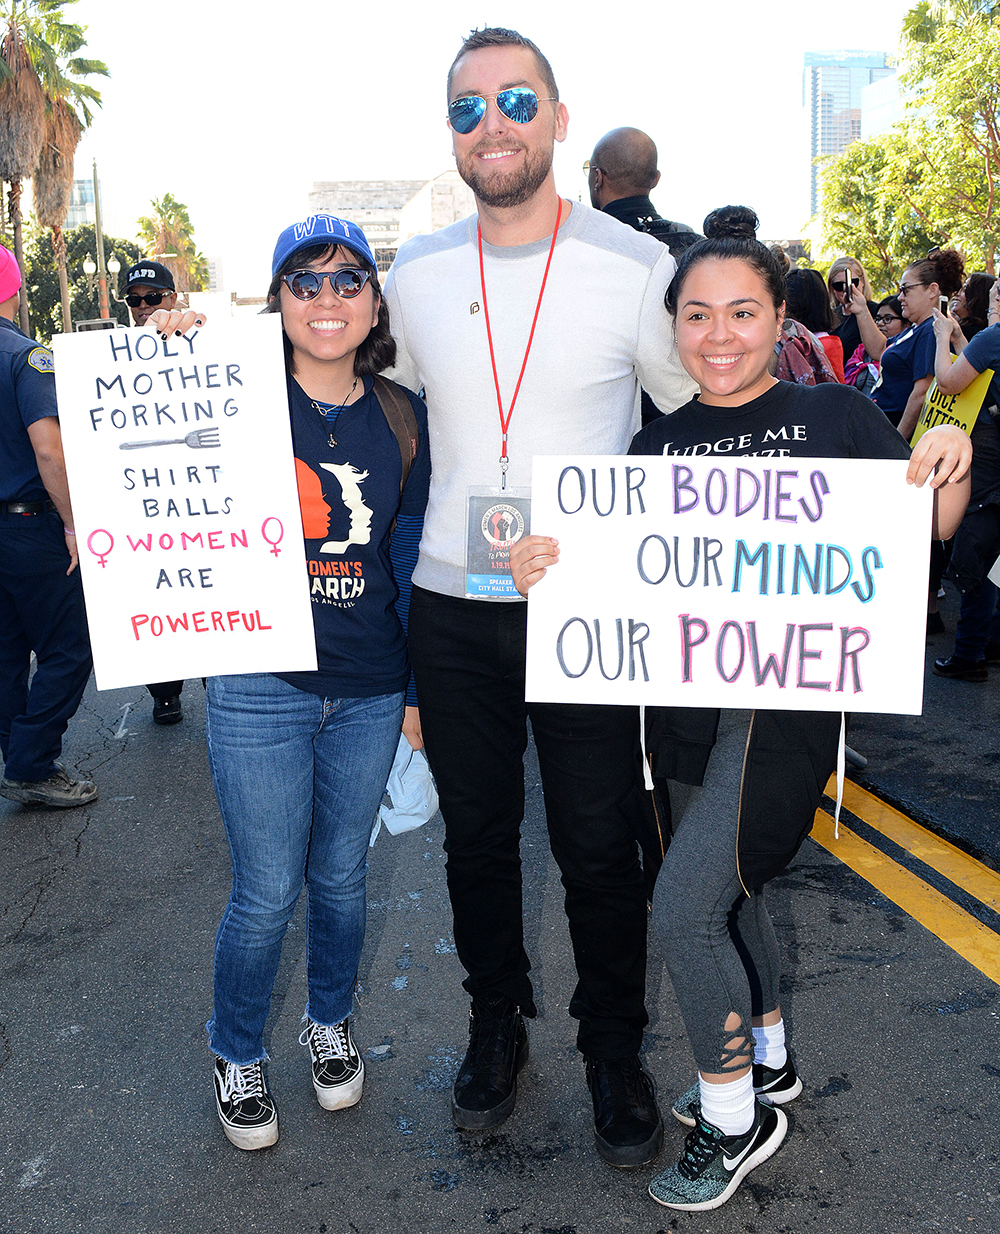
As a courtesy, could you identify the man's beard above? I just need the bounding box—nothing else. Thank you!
[457,142,553,209]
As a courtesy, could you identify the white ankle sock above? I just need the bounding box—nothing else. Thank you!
[752,1019,787,1070]
[698,1070,755,1137]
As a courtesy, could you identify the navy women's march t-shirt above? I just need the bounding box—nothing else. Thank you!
[276,374,430,700]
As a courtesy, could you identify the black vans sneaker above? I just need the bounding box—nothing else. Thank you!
[213,1057,278,1150]
[299,1017,364,1110]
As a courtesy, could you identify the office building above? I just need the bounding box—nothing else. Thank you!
[65,178,95,228]
[308,173,476,270]
[804,50,894,215]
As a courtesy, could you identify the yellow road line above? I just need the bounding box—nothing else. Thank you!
[810,810,1000,985]
[823,775,1000,915]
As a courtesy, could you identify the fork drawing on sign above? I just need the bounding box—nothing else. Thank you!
[119,431,219,456]
[119,428,220,450]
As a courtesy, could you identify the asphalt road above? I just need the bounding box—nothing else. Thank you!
[2,582,999,1234]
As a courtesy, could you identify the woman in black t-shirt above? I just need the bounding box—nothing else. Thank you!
[827,256,880,364]
[512,207,970,1214]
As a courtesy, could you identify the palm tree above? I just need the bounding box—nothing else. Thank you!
[7,0,107,333]
[0,7,45,331]
[32,97,80,330]
[136,193,208,293]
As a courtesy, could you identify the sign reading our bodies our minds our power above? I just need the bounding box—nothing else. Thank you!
[525,455,933,715]
[53,316,316,690]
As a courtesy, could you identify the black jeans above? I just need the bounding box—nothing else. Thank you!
[409,586,648,1057]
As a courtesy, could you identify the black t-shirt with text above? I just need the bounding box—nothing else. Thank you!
[629,379,912,463]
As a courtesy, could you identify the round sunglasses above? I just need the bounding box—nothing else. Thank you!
[282,268,372,301]
[126,291,172,307]
[448,87,557,135]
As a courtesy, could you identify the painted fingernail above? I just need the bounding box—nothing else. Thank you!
[195,319,203,326]
[160,332,168,339]
[175,330,182,336]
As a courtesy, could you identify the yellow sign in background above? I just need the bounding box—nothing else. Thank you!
[910,362,995,445]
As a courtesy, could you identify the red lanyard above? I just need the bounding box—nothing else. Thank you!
[478,198,563,489]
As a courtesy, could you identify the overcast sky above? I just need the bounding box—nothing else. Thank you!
[52,0,917,294]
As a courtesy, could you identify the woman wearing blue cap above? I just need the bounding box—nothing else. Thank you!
[204,215,430,1150]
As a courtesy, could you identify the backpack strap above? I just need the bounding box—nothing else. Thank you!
[372,375,419,495]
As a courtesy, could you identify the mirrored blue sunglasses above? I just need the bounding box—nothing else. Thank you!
[448,87,556,135]
[281,268,372,301]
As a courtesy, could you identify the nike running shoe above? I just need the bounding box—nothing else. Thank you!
[672,1055,802,1127]
[649,1099,788,1211]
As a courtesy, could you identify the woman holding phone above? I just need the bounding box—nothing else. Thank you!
[873,250,965,434]
[827,257,879,361]
[202,215,429,1150]
[512,207,970,1211]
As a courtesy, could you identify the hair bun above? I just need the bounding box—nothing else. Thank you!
[929,248,965,297]
[702,205,760,242]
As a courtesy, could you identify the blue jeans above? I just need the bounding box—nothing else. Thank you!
[205,674,403,1064]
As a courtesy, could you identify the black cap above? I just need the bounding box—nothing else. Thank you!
[125,260,175,292]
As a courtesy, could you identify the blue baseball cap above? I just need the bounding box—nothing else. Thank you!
[271,214,377,277]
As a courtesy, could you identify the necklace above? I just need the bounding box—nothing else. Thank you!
[311,376,359,447]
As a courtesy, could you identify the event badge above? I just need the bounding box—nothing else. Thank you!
[465,487,531,599]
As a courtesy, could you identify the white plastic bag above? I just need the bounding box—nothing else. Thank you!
[370,734,439,846]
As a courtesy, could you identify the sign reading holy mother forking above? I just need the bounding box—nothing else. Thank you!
[525,455,933,715]
[53,316,317,689]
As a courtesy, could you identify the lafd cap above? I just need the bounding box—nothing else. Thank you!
[125,260,176,291]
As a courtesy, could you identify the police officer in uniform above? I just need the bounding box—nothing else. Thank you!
[0,244,96,808]
[123,259,185,724]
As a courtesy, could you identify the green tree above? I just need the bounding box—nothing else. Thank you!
[900,5,1000,272]
[901,0,1000,43]
[24,0,108,332]
[22,219,141,343]
[819,1,1000,277]
[136,193,208,293]
[818,133,945,293]
[0,5,46,331]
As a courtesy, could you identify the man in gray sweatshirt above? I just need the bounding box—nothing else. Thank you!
[384,25,695,1168]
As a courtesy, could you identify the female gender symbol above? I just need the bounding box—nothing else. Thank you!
[261,517,285,557]
[87,528,114,568]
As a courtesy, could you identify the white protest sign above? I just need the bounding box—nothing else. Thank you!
[53,316,317,689]
[525,455,932,714]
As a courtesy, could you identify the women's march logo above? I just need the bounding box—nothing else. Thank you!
[481,503,525,547]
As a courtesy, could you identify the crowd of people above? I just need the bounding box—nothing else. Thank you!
[815,250,1000,674]
[0,21,991,1218]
